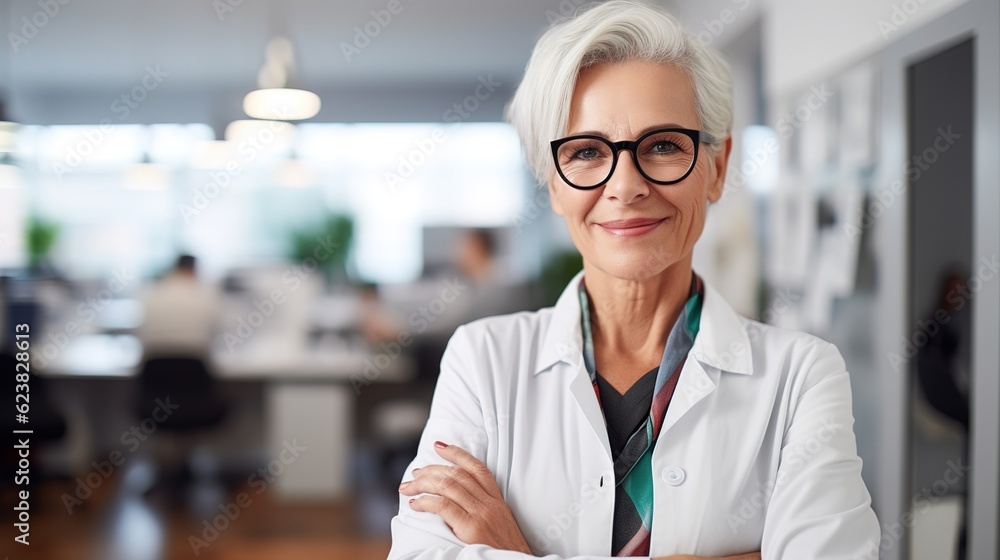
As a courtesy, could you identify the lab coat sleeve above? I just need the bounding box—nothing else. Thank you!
[760,342,881,559]
[388,325,647,560]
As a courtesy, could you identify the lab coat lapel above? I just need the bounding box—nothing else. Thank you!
[660,355,719,436]
[659,278,751,435]
[535,271,613,461]
[566,357,613,461]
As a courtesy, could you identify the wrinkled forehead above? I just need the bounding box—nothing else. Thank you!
[565,60,701,140]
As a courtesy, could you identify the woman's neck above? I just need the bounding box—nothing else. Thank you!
[583,259,694,360]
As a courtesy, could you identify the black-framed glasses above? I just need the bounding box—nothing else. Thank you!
[550,127,715,190]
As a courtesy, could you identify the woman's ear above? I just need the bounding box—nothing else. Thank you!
[547,176,565,217]
[707,135,733,204]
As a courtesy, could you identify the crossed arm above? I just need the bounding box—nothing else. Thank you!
[389,328,878,558]
[398,440,761,560]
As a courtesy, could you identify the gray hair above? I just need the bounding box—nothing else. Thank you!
[505,0,734,185]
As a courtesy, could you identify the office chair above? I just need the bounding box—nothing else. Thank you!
[136,357,228,432]
[135,356,230,508]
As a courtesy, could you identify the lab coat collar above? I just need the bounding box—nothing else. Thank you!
[533,269,754,376]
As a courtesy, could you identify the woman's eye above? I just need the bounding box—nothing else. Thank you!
[573,147,600,160]
[649,141,679,154]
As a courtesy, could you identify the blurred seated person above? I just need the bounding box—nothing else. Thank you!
[456,228,498,287]
[358,282,403,344]
[407,230,530,384]
[915,269,971,431]
[137,255,221,360]
[427,229,531,336]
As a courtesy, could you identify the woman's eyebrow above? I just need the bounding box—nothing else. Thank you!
[566,123,688,138]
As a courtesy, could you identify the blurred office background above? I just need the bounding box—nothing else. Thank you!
[0,0,997,559]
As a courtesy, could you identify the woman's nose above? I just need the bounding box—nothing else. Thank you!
[602,152,650,204]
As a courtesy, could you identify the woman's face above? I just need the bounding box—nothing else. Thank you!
[548,60,731,282]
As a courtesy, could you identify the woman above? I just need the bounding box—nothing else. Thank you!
[389,2,880,558]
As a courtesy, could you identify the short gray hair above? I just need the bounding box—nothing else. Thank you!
[505,0,734,185]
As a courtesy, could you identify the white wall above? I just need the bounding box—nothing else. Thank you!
[665,0,969,96]
[765,0,968,95]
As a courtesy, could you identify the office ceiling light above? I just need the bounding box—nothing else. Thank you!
[244,89,320,121]
[124,130,170,190]
[243,37,320,121]
[224,119,295,143]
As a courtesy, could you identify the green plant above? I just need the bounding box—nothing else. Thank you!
[288,214,354,284]
[25,215,59,269]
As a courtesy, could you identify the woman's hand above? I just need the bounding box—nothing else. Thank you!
[399,441,532,554]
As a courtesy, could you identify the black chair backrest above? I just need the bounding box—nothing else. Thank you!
[138,357,215,399]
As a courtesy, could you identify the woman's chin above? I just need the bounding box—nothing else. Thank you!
[590,252,679,282]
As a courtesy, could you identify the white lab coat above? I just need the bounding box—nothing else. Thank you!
[388,271,880,559]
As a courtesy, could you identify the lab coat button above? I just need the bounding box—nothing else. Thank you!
[663,466,686,486]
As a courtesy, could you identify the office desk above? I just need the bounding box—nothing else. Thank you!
[36,334,414,500]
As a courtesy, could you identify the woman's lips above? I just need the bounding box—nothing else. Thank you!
[596,217,668,237]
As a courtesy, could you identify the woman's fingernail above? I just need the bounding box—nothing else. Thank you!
[398,481,410,491]
[408,499,415,505]
[434,441,448,449]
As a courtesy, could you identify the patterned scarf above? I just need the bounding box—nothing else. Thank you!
[578,273,704,556]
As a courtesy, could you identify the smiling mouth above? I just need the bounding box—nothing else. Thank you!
[596,217,668,237]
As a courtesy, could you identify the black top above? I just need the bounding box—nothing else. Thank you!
[595,366,659,459]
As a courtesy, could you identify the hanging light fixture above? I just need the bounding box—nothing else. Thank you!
[122,126,170,190]
[274,154,316,188]
[122,159,170,190]
[224,119,295,144]
[242,37,320,121]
